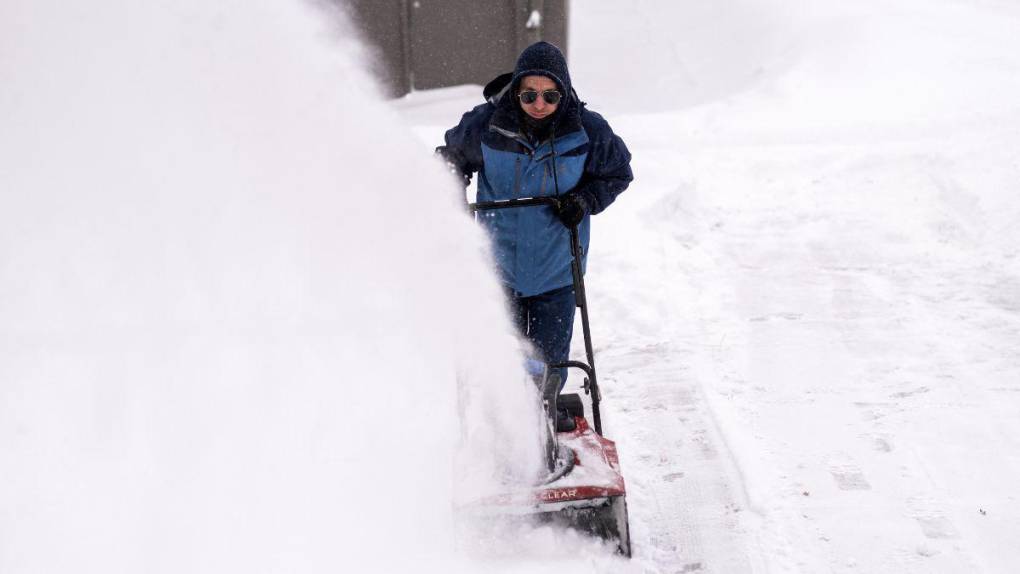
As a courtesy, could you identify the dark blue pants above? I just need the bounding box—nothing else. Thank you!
[507,284,576,387]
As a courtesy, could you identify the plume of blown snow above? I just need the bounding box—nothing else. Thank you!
[0,0,545,571]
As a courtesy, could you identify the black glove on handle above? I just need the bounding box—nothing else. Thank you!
[555,193,588,227]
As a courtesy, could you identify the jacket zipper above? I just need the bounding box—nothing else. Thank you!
[514,156,522,198]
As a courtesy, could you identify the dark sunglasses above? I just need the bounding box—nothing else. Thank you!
[518,89,562,105]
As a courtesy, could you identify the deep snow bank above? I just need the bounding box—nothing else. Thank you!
[0,1,542,571]
[571,0,1020,128]
[570,0,806,113]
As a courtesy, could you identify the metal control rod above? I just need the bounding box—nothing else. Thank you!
[469,197,603,435]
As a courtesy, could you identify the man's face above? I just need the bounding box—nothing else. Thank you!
[518,75,560,120]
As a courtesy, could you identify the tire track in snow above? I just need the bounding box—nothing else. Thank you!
[595,343,762,573]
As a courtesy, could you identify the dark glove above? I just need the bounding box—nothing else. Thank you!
[555,193,588,227]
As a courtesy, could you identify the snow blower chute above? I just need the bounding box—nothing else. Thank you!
[466,196,632,557]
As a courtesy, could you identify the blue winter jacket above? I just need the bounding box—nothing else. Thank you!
[438,42,633,297]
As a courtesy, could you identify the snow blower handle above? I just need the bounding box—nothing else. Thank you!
[468,196,562,212]
[469,197,604,436]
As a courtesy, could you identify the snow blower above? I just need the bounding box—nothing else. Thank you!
[465,196,632,557]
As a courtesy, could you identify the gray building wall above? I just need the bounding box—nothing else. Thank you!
[343,0,568,97]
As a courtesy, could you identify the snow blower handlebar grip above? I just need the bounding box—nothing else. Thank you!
[468,197,561,212]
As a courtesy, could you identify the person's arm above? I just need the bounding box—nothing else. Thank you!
[571,112,633,215]
[435,104,489,189]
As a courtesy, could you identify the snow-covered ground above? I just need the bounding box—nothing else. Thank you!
[401,0,1020,572]
[3,0,1020,572]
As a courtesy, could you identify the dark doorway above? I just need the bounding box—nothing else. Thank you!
[343,0,569,97]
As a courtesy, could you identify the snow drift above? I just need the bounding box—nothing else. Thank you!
[0,1,544,572]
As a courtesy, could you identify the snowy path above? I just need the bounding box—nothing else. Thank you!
[590,120,1020,572]
[582,144,767,572]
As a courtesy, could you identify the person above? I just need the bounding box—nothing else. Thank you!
[437,41,633,400]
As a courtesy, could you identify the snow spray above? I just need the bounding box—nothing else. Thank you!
[0,1,550,571]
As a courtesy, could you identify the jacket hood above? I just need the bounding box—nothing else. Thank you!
[510,41,572,98]
[486,41,582,139]
[483,72,514,105]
